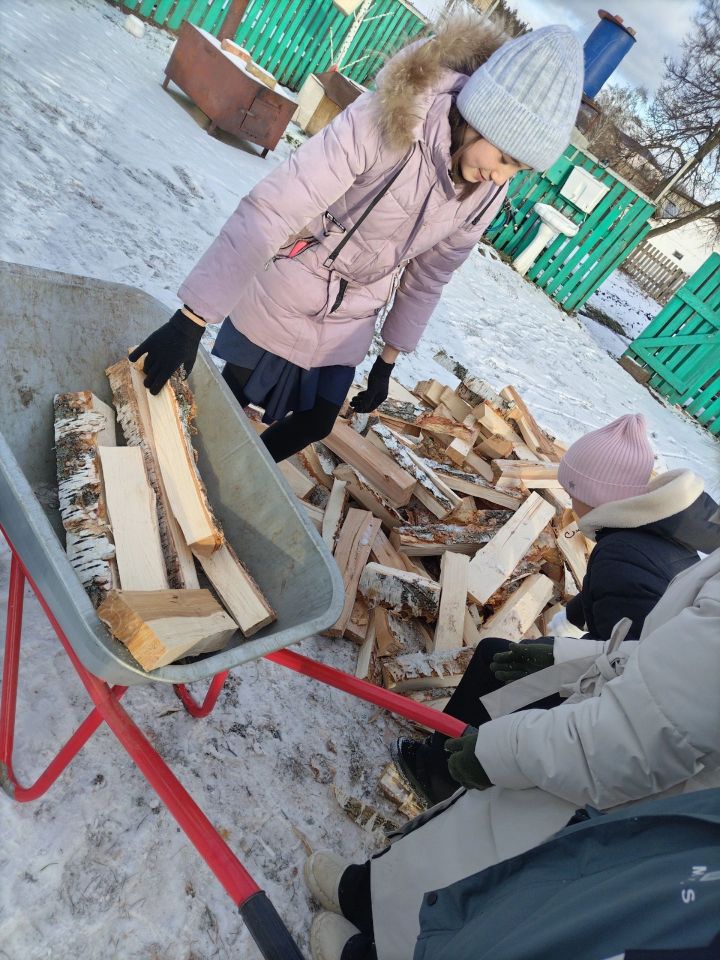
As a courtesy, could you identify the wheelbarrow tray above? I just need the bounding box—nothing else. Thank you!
[0,260,344,686]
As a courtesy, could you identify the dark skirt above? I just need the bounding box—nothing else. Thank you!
[212,318,355,424]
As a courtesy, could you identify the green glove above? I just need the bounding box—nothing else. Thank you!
[490,643,554,684]
[445,729,492,791]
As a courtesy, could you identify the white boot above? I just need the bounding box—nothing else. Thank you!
[304,851,349,913]
[310,911,362,960]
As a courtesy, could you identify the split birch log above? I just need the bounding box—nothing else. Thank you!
[425,462,522,508]
[374,606,406,657]
[140,371,223,557]
[106,359,198,589]
[368,425,460,519]
[495,460,558,481]
[377,398,425,434]
[98,446,168,591]
[358,563,441,622]
[333,785,398,837]
[474,433,513,460]
[355,609,381,683]
[432,348,469,381]
[195,541,275,637]
[475,573,554,642]
[438,386,474,423]
[370,528,426,576]
[297,443,334,490]
[473,403,523,445]
[381,646,474,692]
[97,589,238,670]
[413,379,446,407]
[299,499,325,532]
[322,479,349,549]
[463,608,481,646]
[378,763,424,819]
[445,419,480,467]
[556,522,591,588]
[539,486,573,514]
[391,513,514,557]
[433,552,469,651]
[329,509,381,637]
[467,493,555,604]
[334,463,403,529]
[55,392,120,604]
[415,414,477,444]
[324,420,416,506]
[345,596,370,644]
[456,375,512,414]
[500,385,557,459]
[280,459,315,499]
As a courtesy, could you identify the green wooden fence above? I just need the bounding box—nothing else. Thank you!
[624,253,720,436]
[119,0,427,89]
[485,146,656,312]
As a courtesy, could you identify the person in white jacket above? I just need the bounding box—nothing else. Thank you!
[304,547,720,960]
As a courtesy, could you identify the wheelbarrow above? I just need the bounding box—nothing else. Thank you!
[0,260,466,958]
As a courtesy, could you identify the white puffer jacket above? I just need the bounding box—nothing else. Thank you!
[370,549,720,960]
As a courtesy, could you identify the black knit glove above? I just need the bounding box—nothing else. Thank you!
[350,357,394,413]
[445,727,492,791]
[128,308,205,395]
[490,643,554,684]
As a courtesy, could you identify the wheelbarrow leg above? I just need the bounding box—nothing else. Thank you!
[174,669,229,717]
[265,648,467,738]
[0,534,306,959]
[0,552,128,801]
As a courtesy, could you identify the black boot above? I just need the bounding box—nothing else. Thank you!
[392,737,460,807]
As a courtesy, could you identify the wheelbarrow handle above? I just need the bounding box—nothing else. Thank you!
[239,891,307,960]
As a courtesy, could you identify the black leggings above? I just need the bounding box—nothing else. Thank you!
[431,636,563,748]
[222,362,342,463]
[338,863,376,960]
[337,638,563,960]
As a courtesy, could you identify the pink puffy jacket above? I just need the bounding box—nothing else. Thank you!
[179,22,507,369]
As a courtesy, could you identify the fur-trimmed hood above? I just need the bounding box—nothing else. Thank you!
[374,16,506,152]
[580,469,720,553]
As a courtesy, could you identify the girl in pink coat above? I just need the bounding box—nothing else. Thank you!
[131,18,583,468]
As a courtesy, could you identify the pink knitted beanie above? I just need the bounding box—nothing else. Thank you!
[557,414,655,508]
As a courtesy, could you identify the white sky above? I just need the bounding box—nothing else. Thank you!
[411,0,699,94]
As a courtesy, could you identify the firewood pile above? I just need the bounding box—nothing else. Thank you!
[54,359,276,671]
[275,349,593,821]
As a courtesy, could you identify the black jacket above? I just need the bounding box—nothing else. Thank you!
[566,491,720,640]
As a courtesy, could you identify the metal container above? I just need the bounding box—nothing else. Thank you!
[583,10,637,100]
[0,260,344,686]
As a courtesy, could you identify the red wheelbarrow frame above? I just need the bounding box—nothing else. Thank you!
[0,526,466,960]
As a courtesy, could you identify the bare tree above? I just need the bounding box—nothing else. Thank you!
[641,0,720,239]
[588,83,649,168]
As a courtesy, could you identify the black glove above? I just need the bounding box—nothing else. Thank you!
[445,727,492,791]
[350,357,394,413]
[490,643,554,684]
[128,308,205,395]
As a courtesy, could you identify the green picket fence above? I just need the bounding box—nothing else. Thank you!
[624,253,720,436]
[119,0,427,89]
[485,146,656,312]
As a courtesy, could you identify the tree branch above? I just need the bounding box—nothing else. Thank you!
[645,199,720,239]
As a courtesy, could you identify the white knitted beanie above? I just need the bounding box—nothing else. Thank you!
[456,25,584,171]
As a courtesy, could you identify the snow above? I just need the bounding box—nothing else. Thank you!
[1,2,719,958]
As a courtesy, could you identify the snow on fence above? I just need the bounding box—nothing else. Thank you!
[624,252,720,435]
[485,146,656,312]
[620,240,688,305]
[117,0,428,90]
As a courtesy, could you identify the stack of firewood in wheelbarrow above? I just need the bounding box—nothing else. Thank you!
[54,358,276,670]
[255,348,592,823]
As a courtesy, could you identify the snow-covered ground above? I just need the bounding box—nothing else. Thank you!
[1,3,719,959]
[580,270,664,358]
